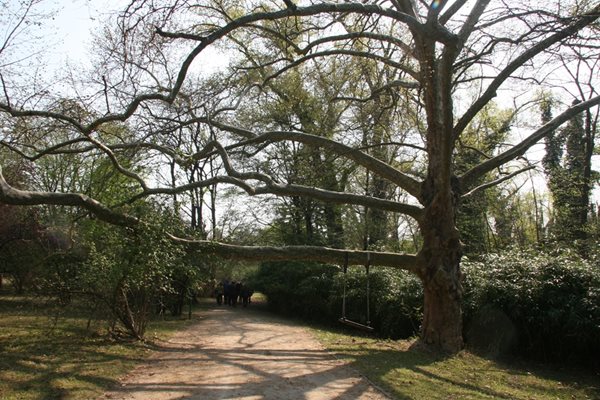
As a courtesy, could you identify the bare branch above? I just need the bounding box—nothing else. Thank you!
[170,235,419,272]
[460,95,600,189]
[461,165,536,198]
[439,0,468,25]
[454,3,600,139]
[263,49,420,84]
[456,0,492,45]
[282,0,297,12]
[0,166,138,227]
[301,31,415,57]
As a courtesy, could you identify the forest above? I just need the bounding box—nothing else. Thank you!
[1,0,599,371]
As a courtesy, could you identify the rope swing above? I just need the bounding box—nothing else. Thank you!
[339,251,374,332]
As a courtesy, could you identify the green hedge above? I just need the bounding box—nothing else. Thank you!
[462,249,600,367]
[251,248,600,367]
[250,261,423,339]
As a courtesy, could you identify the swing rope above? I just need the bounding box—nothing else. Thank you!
[341,251,348,320]
[365,252,371,327]
[339,251,374,332]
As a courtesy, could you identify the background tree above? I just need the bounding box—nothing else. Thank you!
[455,103,515,255]
[542,49,599,252]
[0,151,45,293]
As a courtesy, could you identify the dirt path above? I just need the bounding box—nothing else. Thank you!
[99,303,390,400]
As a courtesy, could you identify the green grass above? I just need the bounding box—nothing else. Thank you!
[0,294,196,400]
[313,328,600,400]
[2,291,599,400]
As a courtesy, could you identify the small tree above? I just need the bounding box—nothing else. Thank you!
[79,213,187,339]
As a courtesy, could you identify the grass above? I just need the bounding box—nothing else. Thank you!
[2,290,599,400]
[313,328,600,400]
[0,293,197,400]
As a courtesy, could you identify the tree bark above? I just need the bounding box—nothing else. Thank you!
[417,189,464,352]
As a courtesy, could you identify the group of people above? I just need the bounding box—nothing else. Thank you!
[214,280,253,307]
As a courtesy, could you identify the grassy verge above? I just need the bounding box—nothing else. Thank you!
[313,328,600,400]
[0,294,197,400]
[3,291,599,400]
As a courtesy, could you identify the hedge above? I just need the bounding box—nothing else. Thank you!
[250,248,600,367]
[462,248,600,367]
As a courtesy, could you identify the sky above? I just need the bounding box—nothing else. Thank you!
[22,0,125,71]
[11,0,229,82]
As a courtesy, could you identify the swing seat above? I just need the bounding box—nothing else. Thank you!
[338,317,374,332]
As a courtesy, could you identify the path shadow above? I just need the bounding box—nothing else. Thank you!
[101,303,392,400]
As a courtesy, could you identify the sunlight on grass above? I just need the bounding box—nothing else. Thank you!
[314,329,600,400]
[0,295,196,400]
[3,293,599,400]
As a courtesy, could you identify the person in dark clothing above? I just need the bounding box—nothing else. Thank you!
[215,282,223,305]
[231,281,241,307]
[240,284,251,307]
[223,280,231,306]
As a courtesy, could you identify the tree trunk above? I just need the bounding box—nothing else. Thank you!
[417,178,464,353]
[420,267,463,352]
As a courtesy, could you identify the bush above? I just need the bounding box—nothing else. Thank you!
[252,249,600,368]
[372,269,422,339]
[250,262,423,338]
[250,261,338,320]
[462,248,600,367]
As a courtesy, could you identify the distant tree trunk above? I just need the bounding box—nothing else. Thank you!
[324,205,344,248]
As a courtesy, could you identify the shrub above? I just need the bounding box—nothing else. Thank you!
[372,269,422,339]
[253,249,600,368]
[462,248,600,367]
[250,261,338,320]
[250,262,423,338]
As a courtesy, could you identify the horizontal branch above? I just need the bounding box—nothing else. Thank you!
[301,31,415,58]
[135,172,423,219]
[160,3,425,43]
[264,49,420,84]
[231,130,423,199]
[0,166,139,227]
[170,235,419,272]
[254,182,424,219]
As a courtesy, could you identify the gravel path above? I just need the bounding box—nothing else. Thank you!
[99,303,389,400]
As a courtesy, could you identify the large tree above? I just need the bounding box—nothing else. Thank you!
[1,0,599,352]
[542,47,600,248]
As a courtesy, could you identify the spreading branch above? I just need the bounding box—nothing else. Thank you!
[460,95,600,189]
[170,235,419,272]
[138,140,425,219]
[228,130,423,199]
[0,166,138,227]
